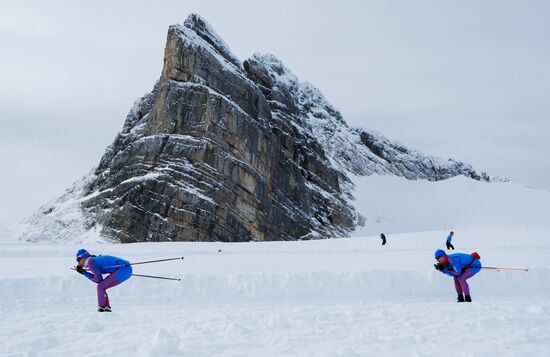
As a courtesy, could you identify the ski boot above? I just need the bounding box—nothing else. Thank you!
[464,295,472,302]
[98,306,112,312]
[457,294,465,302]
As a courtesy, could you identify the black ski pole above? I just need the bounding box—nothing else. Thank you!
[132,273,181,281]
[71,268,181,281]
[103,256,184,269]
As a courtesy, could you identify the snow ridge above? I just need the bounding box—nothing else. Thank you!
[246,52,490,181]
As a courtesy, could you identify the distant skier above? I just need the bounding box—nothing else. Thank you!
[434,249,482,302]
[445,231,455,250]
[75,249,132,312]
[380,233,386,245]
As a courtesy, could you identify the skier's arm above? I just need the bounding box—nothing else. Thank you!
[444,269,459,276]
[441,257,461,276]
[86,259,103,283]
[452,261,462,275]
[442,263,460,276]
[443,268,457,276]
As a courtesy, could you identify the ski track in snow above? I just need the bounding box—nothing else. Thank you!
[1,225,550,356]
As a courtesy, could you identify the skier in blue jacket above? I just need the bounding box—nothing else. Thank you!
[445,231,455,250]
[434,249,482,302]
[75,249,132,312]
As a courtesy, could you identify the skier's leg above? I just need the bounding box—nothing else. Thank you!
[457,269,476,296]
[450,243,455,250]
[97,272,122,307]
[453,276,463,295]
[96,266,133,307]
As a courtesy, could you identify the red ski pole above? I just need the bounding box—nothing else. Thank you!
[481,266,529,272]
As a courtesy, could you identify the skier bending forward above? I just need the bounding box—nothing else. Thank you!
[434,249,481,302]
[75,249,132,312]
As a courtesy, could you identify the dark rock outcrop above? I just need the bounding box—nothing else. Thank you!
[22,14,491,243]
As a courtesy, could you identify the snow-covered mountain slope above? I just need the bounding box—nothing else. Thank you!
[245,53,491,181]
[2,225,549,355]
[351,174,550,236]
[22,14,499,243]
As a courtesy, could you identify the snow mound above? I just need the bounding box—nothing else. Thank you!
[2,225,548,305]
[1,268,547,306]
[80,318,103,333]
[19,170,108,244]
[149,328,181,355]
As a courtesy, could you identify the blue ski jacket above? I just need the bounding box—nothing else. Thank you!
[441,253,482,277]
[446,234,453,243]
[83,255,131,283]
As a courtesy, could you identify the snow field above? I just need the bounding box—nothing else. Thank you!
[351,175,550,236]
[1,225,549,356]
[3,299,550,356]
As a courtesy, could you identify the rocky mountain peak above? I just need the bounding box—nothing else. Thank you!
[21,14,491,243]
[182,13,242,70]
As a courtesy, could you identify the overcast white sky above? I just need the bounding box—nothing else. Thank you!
[1,0,549,226]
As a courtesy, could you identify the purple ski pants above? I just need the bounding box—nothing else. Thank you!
[97,268,131,307]
[453,269,477,296]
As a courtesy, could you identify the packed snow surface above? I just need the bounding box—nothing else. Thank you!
[1,224,549,356]
[351,174,550,236]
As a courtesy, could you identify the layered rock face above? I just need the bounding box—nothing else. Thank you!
[22,14,490,243]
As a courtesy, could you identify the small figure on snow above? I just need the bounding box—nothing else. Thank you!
[445,231,455,250]
[75,249,132,312]
[434,249,482,302]
[380,233,386,245]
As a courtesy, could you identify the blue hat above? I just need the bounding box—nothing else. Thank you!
[76,249,90,262]
[434,249,446,259]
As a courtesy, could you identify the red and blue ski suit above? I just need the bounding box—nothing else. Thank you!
[82,255,132,308]
[440,253,482,296]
